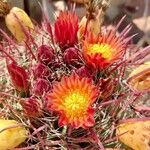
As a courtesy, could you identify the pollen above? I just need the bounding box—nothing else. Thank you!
[88,44,113,60]
[63,91,88,118]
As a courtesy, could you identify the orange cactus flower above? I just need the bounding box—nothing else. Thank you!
[48,73,98,129]
[82,29,130,69]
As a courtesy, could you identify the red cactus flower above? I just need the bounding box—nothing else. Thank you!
[20,97,42,118]
[47,73,99,129]
[7,62,29,93]
[63,47,80,65]
[54,11,78,49]
[82,28,131,69]
[37,45,55,65]
[33,63,51,79]
[33,78,51,96]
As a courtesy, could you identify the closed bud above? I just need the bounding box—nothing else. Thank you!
[63,47,80,65]
[4,6,34,42]
[76,65,94,78]
[0,119,27,150]
[33,78,51,96]
[33,63,51,79]
[7,62,29,93]
[54,11,78,49]
[37,45,55,65]
[20,97,42,118]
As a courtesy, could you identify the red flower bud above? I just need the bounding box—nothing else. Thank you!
[33,63,51,79]
[7,62,29,93]
[37,45,55,65]
[54,11,78,49]
[33,79,51,96]
[63,47,80,65]
[76,66,94,78]
[20,97,42,118]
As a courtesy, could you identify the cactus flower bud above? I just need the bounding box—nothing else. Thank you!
[33,78,51,96]
[76,65,94,78]
[0,1,34,42]
[0,119,27,150]
[33,63,51,79]
[5,6,34,42]
[37,45,55,65]
[20,97,42,118]
[7,62,29,93]
[63,47,80,65]
[54,11,78,49]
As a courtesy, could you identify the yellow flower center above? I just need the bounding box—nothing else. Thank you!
[64,91,88,118]
[88,44,113,59]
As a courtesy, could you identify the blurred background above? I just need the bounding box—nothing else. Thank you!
[1,0,150,46]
